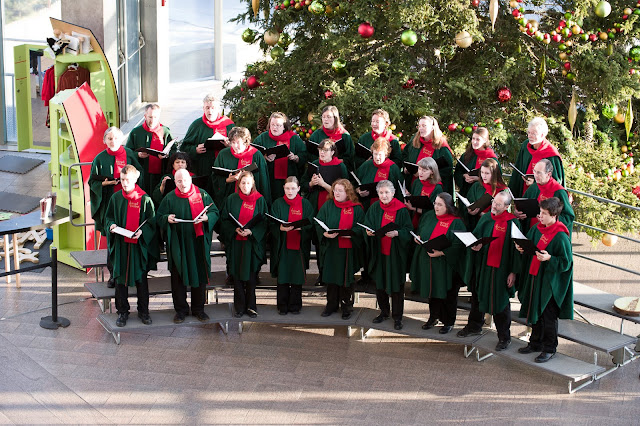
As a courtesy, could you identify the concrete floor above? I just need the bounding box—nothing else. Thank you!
[1,80,640,424]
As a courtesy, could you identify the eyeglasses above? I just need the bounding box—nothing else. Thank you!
[319,148,333,152]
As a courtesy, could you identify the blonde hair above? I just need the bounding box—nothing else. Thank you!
[321,105,345,132]
[228,127,251,146]
[120,164,140,179]
[411,116,447,149]
[371,109,390,126]
[269,112,292,132]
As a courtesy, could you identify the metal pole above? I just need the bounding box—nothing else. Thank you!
[40,247,71,329]
[214,0,223,80]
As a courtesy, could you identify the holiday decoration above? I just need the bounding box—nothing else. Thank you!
[497,86,511,102]
[247,75,259,89]
[271,46,285,60]
[630,47,640,62]
[455,31,473,48]
[601,104,618,119]
[242,28,256,43]
[489,0,499,31]
[331,58,347,73]
[625,98,634,140]
[401,30,418,46]
[358,22,375,38]
[310,0,325,14]
[402,78,416,89]
[568,88,577,132]
[324,90,333,99]
[278,33,292,49]
[264,30,280,46]
[252,0,260,16]
[601,232,618,246]
[594,1,612,18]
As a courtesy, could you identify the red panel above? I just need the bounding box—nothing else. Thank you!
[62,82,109,250]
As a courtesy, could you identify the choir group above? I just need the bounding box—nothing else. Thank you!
[89,96,575,363]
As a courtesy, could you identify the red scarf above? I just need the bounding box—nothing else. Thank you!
[122,184,145,244]
[524,139,561,194]
[379,198,405,255]
[530,178,565,227]
[372,129,394,142]
[142,121,164,174]
[202,113,233,135]
[284,194,303,250]
[429,213,457,239]
[529,220,569,276]
[487,211,516,268]
[316,158,343,210]
[322,126,344,141]
[473,147,497,169]
[236,190,262,241]
[106,146,127,192]
[174,184,205,237]
[335,199,359,249]
[269,130,296,180]
[231,145,257,169]
[418,137,453,161]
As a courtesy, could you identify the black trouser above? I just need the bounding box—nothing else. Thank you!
[170,265,206,316]
[106,255,114,282]
[277,283,302,313]
[494,304,512,342]
[464,274,485,332]
[376,288,404,321]
[428,282,460,326]
[529,298,560,353]
[115,274,149,315]
[234,272,258,314]
[325,283,354,314]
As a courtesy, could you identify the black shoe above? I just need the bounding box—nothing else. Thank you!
[342,311,352,320]
[517,345,540,354]
[116,312,128,327]
[290,310,300,315]
[194,312,210,322]
[225,275,234,286]
[372,313,389,324]
[439,325,453,334]
[495,339,511,351]
[247,309,258,318]
[107,278,115,288]
[535,352,555,363]
[456,327,482,338]
[394,320,403,330]
[421,318,437,330]
[173,313,185,324]
[234,312,243,318]
[321,310,332,317]
[137,312,152,325]
[278,310,288,315]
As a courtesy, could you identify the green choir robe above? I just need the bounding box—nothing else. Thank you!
[356,132,403,171]
[210,147,271,209]
[355,159,404,209]
[403,139,454,195]
[157,188,219,287]
[104,191,159,287]
[453,153,501,198]
[463,213,521,315]
[522,183,575,234]
[362,202,413,293]
[409,211,466,299]
[252,131,307,201]
[300,159,349,213]
[125,124,175,194]
[309,128,356,172]
[89,148,143,235]
[181,117,235,177]
[507,139,564,197]
[219,193,268,281]
[463,181,499,230]
[268,197,315,285]
[517,225,574,324]
[314,201,365,287]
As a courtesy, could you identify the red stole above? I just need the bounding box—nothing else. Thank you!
[142,121,164,174]
[379,198,405,256]
[487,211,516,268]
[106,146,127,192]
[316,157,343,210]
[269,130,296,180]
[322,126,344,141]
[530,178,565,227]
[202,113,233,136]
[524,139,561,194]
[283,194,303,250]
[417,138,435,161]
[174,184,205,237]
[372,129,394,142]
[335,199,359,249]
[231,145,257,169]
[429,213,457,239]
[236,190,262,241]
[122,185,145,244]
[529,221,569,276]
[473,147,497,169]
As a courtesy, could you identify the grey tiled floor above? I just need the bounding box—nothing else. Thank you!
[1,80,640,424]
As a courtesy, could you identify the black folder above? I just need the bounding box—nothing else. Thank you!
[514,198,540,218]
[405,196,434,211]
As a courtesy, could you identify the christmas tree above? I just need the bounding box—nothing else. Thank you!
[224,0,640,238]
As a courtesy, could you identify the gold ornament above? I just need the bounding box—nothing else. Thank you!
[455,31,473,48]
[568,88,577,133]
[252,0,260,17]
[490,0,499,32]
[625,98,633,140]
[264,29,280,46]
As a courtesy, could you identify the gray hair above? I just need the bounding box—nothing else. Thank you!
[537,158,553,174]
[495,190,512,206]
[527,117,548,137]
[144,103,161,112]
[103,126,123,141]
[417,157,441,183]
[202,94,218,104]
[376,179,395,196]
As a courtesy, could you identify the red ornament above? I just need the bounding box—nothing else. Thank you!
[402,78,415,89]
[358,22,375,38]
[324,90,333,99]
[497,86,512,103]
[247,75,259,89]
[447,123,458,131]
[471,0,479,6]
